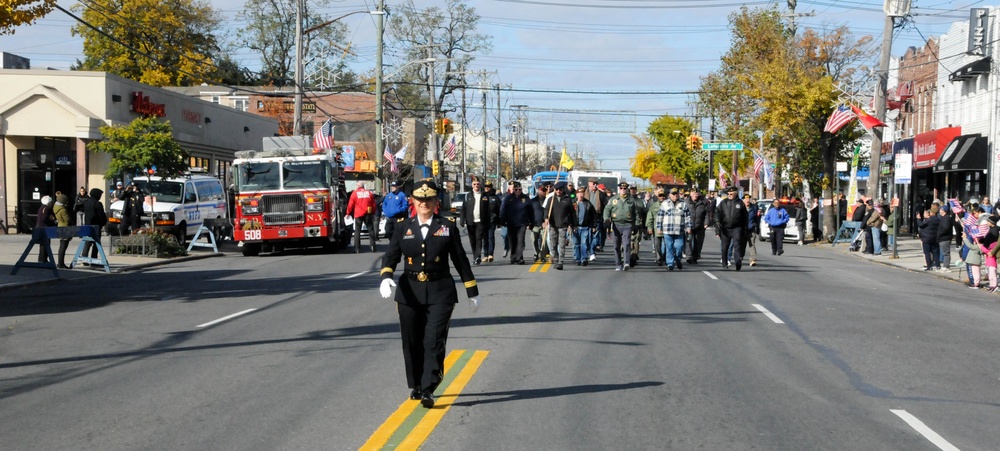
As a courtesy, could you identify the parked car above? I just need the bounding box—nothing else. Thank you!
[758,198,802,243]
[449,191,469,226]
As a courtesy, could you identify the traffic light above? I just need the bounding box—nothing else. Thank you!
[432,160,440,176]
[693,135,703,150]
[443,118,453,134]
[686,135,696,151]
[433,118,443,134]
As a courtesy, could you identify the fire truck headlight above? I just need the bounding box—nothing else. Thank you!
[241,198,261,215]
[305,196,324,212]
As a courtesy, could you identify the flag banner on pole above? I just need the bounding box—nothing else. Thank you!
[823,104,856,134]
[717,163,728,189]
[560,148,575,170]
[850,104,887,131]
[732,167,741,191]
[445,137,457,160]
[313,119,334,149]
[753,151,765,180]
[390,145,407,173]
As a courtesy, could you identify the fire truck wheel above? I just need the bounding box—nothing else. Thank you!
[242,243,261,256]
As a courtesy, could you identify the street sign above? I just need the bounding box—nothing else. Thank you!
[701,142,744,151]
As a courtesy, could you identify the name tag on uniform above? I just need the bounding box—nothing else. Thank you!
[404,229,415,239]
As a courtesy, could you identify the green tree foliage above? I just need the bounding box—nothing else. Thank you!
[387,0,492,119]
[71,0,221,86]
[698,7,875,239]
[90,117,190,180]
[639,116,704,186]
[2,0,56,35]
[236,0,350,87]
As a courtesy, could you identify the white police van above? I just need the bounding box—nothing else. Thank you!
[107,172,228,245]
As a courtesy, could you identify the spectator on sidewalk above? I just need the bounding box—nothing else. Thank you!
[981,196,992,214]
[73,186,89,226]
[795,197,807,245]
[883,204,896,250]
[81,188,106,261]
[979,215,999,292]
[53,193,73,269]
[962,212,986,289]
[917,204,942,270]
[865,203,885,255]
[937,203,956,271]
[35,195,55,263]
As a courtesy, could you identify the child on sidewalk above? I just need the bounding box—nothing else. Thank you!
[980,239,997,293]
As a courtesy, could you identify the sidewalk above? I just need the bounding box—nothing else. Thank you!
[0,233,223,291]
[822,233,970,285]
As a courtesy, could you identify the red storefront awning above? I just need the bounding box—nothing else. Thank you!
[913,126,962,169]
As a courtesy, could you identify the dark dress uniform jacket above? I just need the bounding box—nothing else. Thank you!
[381,215,479,305]
[461,191,492,227]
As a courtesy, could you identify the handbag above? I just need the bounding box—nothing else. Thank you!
[880,222,888,232]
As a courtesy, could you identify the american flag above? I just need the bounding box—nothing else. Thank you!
[948,198,964,214]
[383,146,395,172]
[445,136,457,160]
[313,119,334,149]
[753,151,764,179]
[717,163,728,189]
[823,104,856,134]
[962,212,989,238]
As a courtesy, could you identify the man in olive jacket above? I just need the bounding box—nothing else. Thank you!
[604,182,640,271]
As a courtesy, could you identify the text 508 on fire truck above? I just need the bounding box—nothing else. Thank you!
[232,147,350,256]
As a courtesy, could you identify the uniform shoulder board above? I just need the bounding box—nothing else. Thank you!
[447,216,456,222]
[397,217,405,222]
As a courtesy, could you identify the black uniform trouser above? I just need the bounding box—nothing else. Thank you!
[353,214,376,251]
[687,226,706,260]
[770,226,785,254]
[467,222,486,259]
[506,225,527,262]
[719,227,744,266]
[397,301,455,391]
[384,215,403,241]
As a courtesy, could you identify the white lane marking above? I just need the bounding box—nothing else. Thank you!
[752,304,785,324]
[346,271,368,279]
[197,309,258,328]
[702,271,718,280]
[891,409,960,451]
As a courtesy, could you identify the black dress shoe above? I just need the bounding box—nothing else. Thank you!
[676,261,683,270]
[735,261,742,271]
[556,263,563,270]
[474,257,481,265]
[503,250,509,258]
[410,388,422,400]
[420,392,435,408]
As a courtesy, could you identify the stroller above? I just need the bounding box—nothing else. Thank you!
[848,231,863,252]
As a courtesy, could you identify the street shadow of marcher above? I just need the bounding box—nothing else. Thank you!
[448,381,663,407]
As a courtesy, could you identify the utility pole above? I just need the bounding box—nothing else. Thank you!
[495,84,502,182]
[869,0,910,201]
[293,0,304,136]
[460,86,467,191]
[374,0,385,189]
[482,88,488,182]
[427,40,440,184]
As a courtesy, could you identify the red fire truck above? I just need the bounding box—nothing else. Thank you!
[232,147,350,256]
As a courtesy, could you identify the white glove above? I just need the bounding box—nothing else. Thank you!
[468,297,480,312]
[379,278,396,299]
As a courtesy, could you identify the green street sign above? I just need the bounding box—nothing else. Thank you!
[701,142,744,151]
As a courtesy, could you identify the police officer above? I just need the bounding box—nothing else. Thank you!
[381,180,410,240]
[604,181,640,271]
[378,180,480,408]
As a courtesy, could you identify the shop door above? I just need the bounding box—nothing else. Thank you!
[17,138,77,232]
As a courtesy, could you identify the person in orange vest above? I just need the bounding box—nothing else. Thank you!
[347,182,377,253]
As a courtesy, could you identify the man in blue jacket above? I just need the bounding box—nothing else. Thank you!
[381,181,410,240]
[764,199,790,256]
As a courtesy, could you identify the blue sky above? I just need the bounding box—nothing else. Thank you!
[0,0,980,177]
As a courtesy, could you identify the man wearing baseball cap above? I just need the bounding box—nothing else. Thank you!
[604,181,640,271]
[381,180,410,241]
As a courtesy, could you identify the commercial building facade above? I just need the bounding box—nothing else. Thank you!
[0,70,278,232]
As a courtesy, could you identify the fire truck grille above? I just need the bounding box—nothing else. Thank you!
[262,194,305,225]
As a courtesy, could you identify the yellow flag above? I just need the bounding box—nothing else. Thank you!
[560,148,575,170]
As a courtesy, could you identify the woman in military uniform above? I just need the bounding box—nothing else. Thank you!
[379,180,480,408]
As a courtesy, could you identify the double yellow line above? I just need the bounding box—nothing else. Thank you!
[529,261,551,272]
[360,349,489,450]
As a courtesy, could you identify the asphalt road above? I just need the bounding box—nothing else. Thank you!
[1,233,998,450]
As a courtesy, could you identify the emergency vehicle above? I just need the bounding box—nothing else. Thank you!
[232,146,349,256]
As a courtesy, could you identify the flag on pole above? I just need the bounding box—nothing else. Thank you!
[313,119,334,149]
[389,145,407,173]
[850,104,887,131]
[823,104,856,134]
[560,148,575,170]
[445,137,457,160]
[717,163,728,189]
[753,151,765,180]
